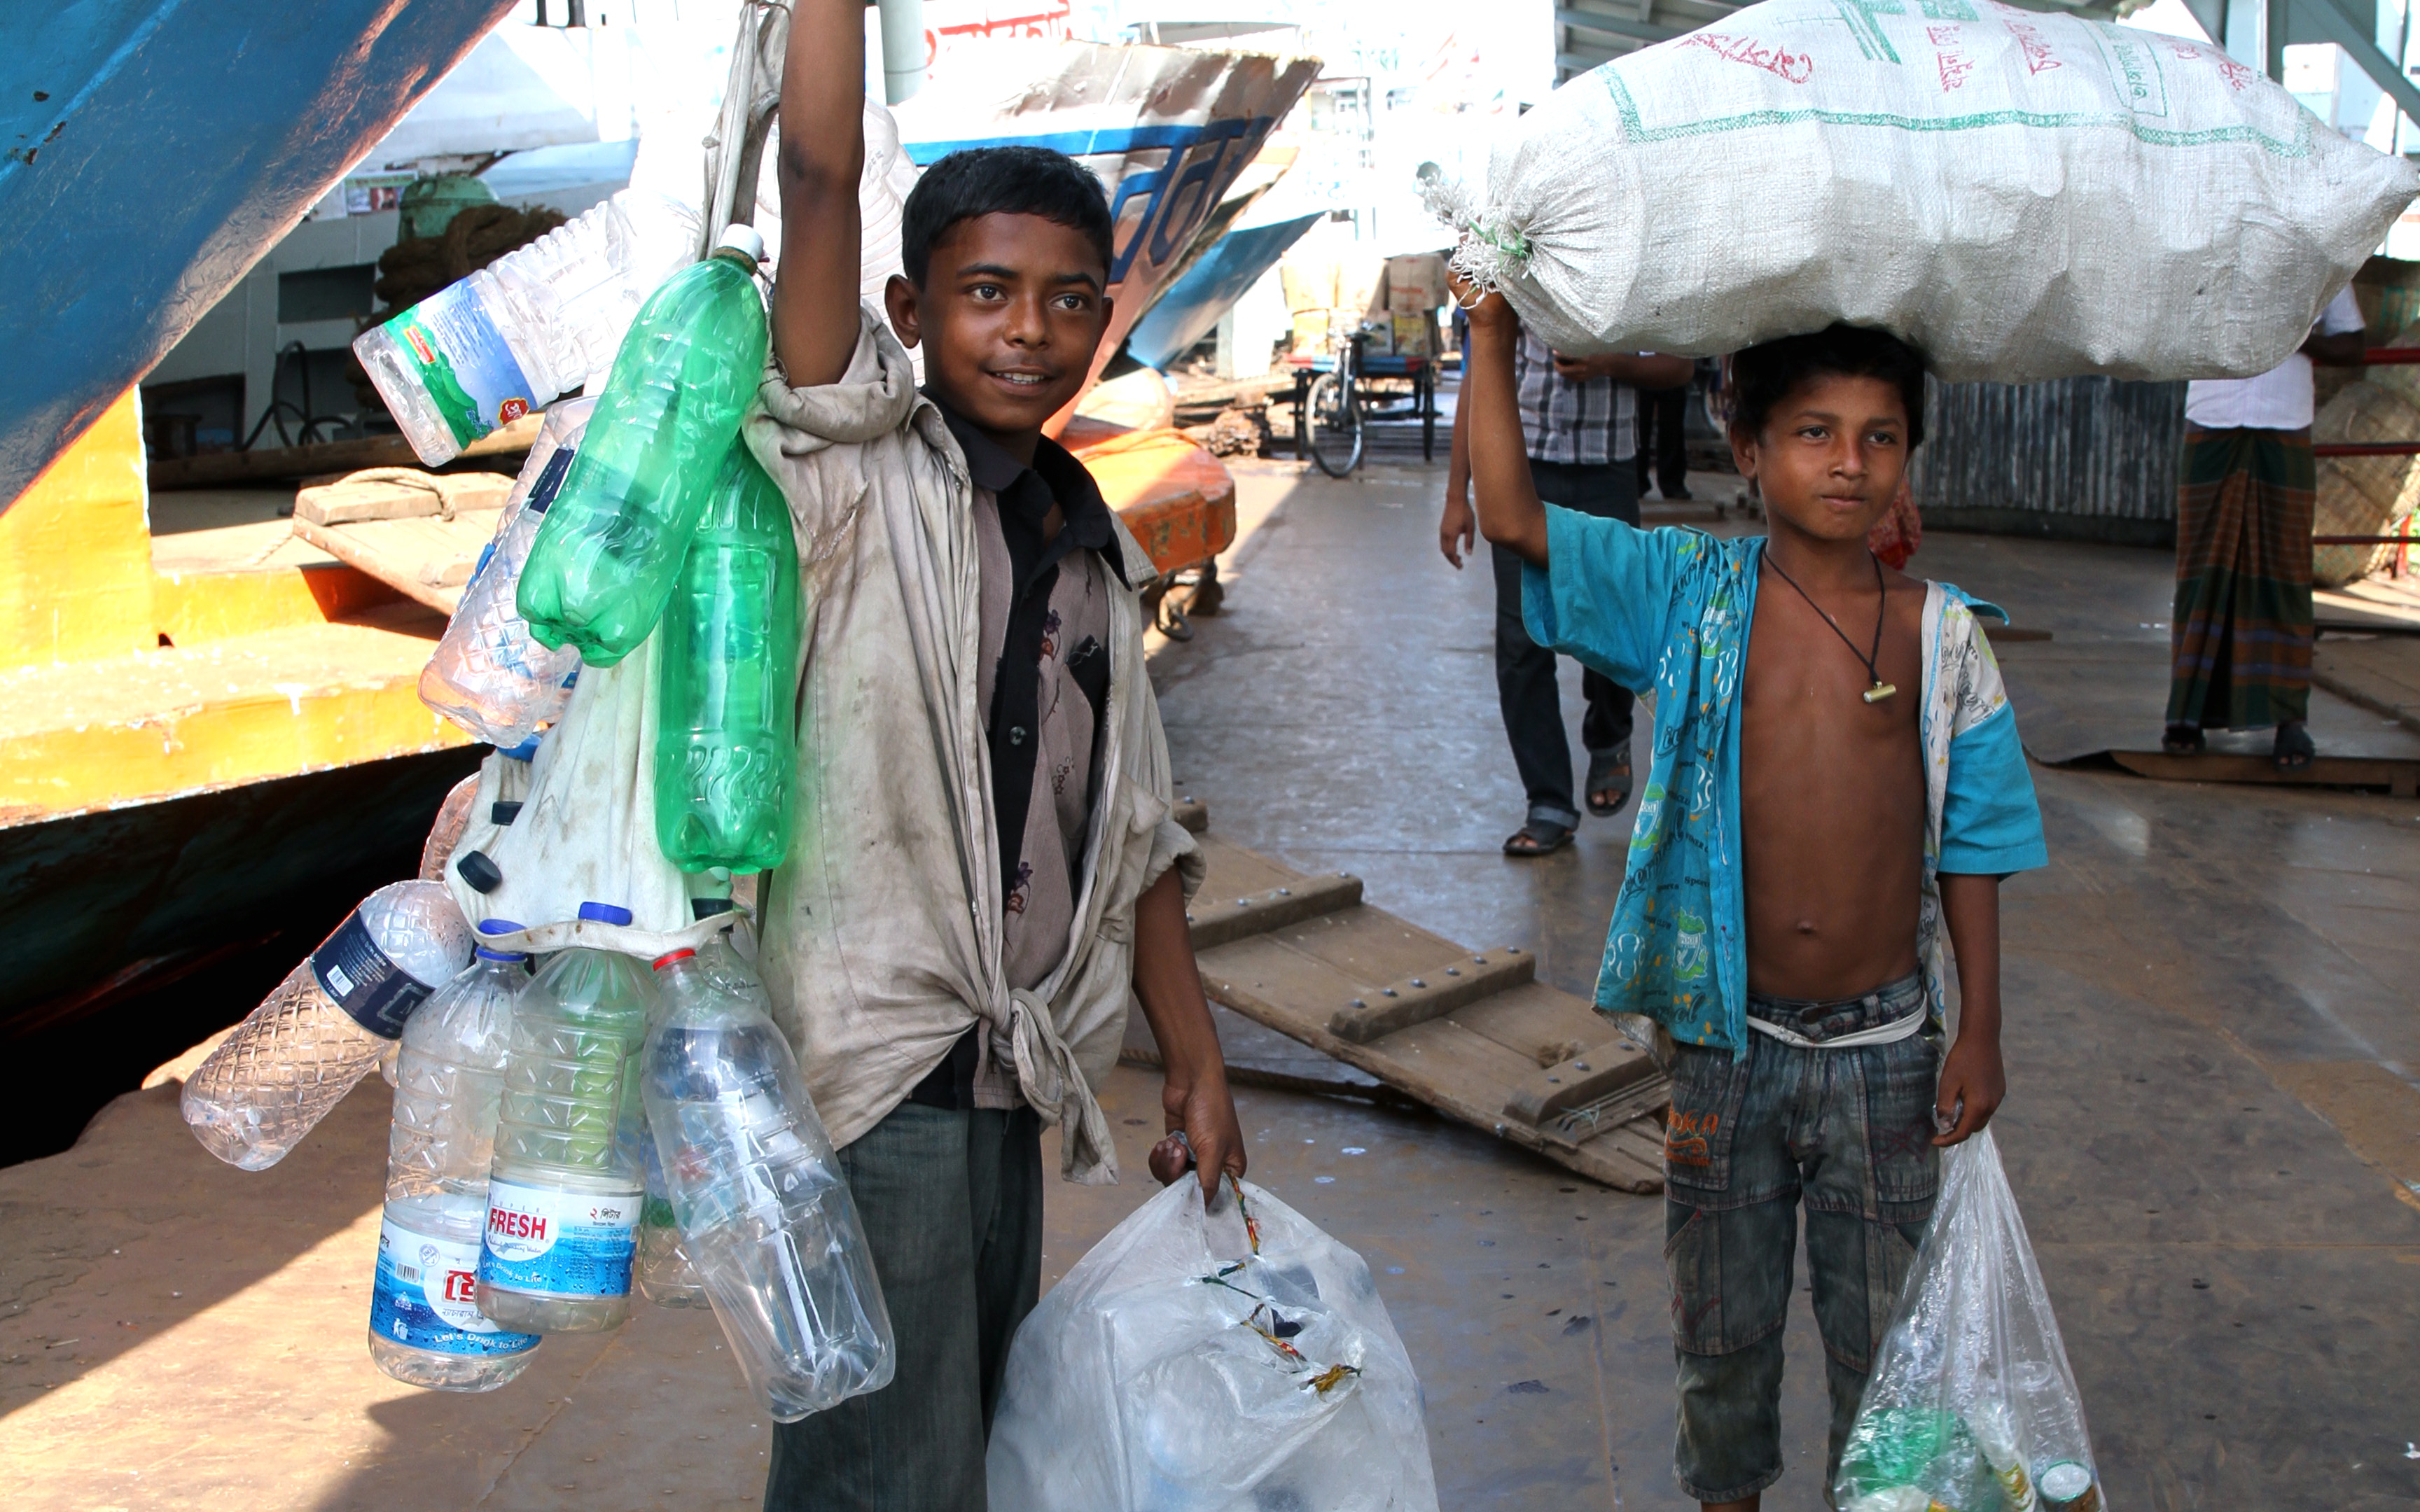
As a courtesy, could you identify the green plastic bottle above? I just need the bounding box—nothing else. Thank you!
[653,440,801,874]
[518,225,770,667]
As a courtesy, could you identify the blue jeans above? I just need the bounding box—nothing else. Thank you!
[764,1102,1043,1512]
[1662,974,1940,1504]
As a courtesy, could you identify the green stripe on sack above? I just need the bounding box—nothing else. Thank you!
[1599,69,2312,157]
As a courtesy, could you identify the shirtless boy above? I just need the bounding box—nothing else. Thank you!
[1459,286,2048,1510]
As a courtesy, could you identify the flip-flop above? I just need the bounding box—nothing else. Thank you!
[1585,743,1632,817]
[1503,818,1576,857]
[2274,721,2316,771]
[2162,723,2204,755]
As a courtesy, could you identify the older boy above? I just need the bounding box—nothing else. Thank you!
[750,4,1246,1507]
[1461,289,2046,1511]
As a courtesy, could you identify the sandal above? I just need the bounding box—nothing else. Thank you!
[2162,723,2205,755]
[1503,817,1576,857]
[2274,720,2316,771]
[1585,743,1633,817]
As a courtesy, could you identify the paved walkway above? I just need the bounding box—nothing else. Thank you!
[4,458,2417,1511]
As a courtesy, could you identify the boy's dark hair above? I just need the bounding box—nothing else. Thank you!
[1728,324,1928,450]
[899,146,1115,288]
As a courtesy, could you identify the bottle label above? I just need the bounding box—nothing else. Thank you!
[312,912,432,1040]
[478,1178,640,1300]
[370,1216,541,1357]
[526,446,576,514]
[381,282,537,449]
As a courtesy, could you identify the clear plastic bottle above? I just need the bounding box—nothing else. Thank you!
[418,399,594,745]
[370,919,544,1390]
[637,1129,711,1309]
[478,903,655,1334]
[643,948,894,1421]
[354,189,700,465]
[654,440,800,873]
[183,881,475,1171]
[516,226,771,668]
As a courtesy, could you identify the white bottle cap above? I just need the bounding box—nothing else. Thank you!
[716,224,767,264]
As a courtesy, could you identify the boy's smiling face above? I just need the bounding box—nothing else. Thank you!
[1730,372,1910,545]
[884,211,1113,447]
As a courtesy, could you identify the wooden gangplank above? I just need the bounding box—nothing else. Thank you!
[1167,807,1668,1194]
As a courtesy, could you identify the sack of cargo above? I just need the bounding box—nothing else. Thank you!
[987,1177,1439,1512]
[1431,0,2419,383]
[1833,1130,2106,1512]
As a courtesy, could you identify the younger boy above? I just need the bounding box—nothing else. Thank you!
[1461,286,2047,1511]
[748,4,1246,1508]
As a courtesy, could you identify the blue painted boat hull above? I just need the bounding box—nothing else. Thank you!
[0,0,517,507]
[1126,211,1321,372]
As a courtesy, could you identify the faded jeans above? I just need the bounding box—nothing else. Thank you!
[764,1102,1043,1512]
[1662,974,1940,1504]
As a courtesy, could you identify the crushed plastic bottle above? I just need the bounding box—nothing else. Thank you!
[183,881,475,1170]
[354,189,700,465]
[418,399,594,746]
[516,225,770,667]
[654,440,800,873]
[370,919,543,1390]
[478,903,655,1334]
[643,947,893,1420]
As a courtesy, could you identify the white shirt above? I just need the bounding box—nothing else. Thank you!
[2183,287,2364,432]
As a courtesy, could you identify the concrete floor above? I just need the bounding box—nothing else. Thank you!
[6,458,2420,1511]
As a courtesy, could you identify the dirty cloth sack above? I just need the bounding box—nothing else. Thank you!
[443,629,696,937]
[987,1178,1439,1512]
[1433,0,2419,383]
[1833,1129,2105,1512]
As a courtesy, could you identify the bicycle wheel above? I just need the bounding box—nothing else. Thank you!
[1305,370,1364,477]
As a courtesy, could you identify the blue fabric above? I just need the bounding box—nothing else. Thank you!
[1521,507,2047,1054]
[1940,703,2050,875]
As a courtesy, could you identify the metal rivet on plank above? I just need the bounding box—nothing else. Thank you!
[1574,1061,1590,1071]
[1351,998,1367,1008]
[1410,979,1426,988]
[1382,988,1398,998]
[1445,967,1460,976]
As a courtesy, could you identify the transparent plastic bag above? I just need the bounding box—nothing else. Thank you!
[1835,1130,2106,1512]
[988,1177,1438,1512]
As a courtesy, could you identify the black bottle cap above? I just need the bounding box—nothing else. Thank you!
[691,897,735,920]
[489,799,523,825]
[456,850,503,895]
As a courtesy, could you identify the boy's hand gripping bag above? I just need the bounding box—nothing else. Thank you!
[1431,0,2420,384]
[987,1177,1440,1512]
[1834,1130,2105,1512]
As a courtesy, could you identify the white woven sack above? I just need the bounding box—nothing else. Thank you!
[1434,0,2419,383]
[444,628,695,936]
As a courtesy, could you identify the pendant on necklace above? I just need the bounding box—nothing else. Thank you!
[1863,681,1898,704]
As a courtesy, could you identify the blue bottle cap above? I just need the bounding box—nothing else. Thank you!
[577,902,633,926]
[499,734,542,762]
[474,917,528,961]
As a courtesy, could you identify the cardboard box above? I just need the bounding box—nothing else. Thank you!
[1391,312,1433,358]
[1384,251,1451,313]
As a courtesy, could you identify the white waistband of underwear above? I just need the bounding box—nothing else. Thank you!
[1744,1000,1928,1050]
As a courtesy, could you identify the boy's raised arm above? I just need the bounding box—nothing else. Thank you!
[1452,276,1550,566]
[772,0,869,388]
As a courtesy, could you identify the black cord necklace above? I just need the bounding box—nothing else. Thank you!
[1762,550,1896,704]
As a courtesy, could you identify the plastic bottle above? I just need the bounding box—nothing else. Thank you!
[653,440,800,873]
[637,1129,711,1309]
[642,948,894,1421]
[370,919,544,1389]
[478,903,655,1334]
[354,189,701,465]
[516,225,772,667]
[183,881,475,1170]
[418,400,594,746]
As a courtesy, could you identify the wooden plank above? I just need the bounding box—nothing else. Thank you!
[150,414,542,490]
[1501,1040,1661,1126]
[2110,749,2420,797]
[1188,832,1317,901]
[295,470,511,525]
[1448,983,1626,1068]
[1326,948,1536,1043]
[288,512,499,616]
[1254,904,1473,985]
[1187,871,1363,950]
